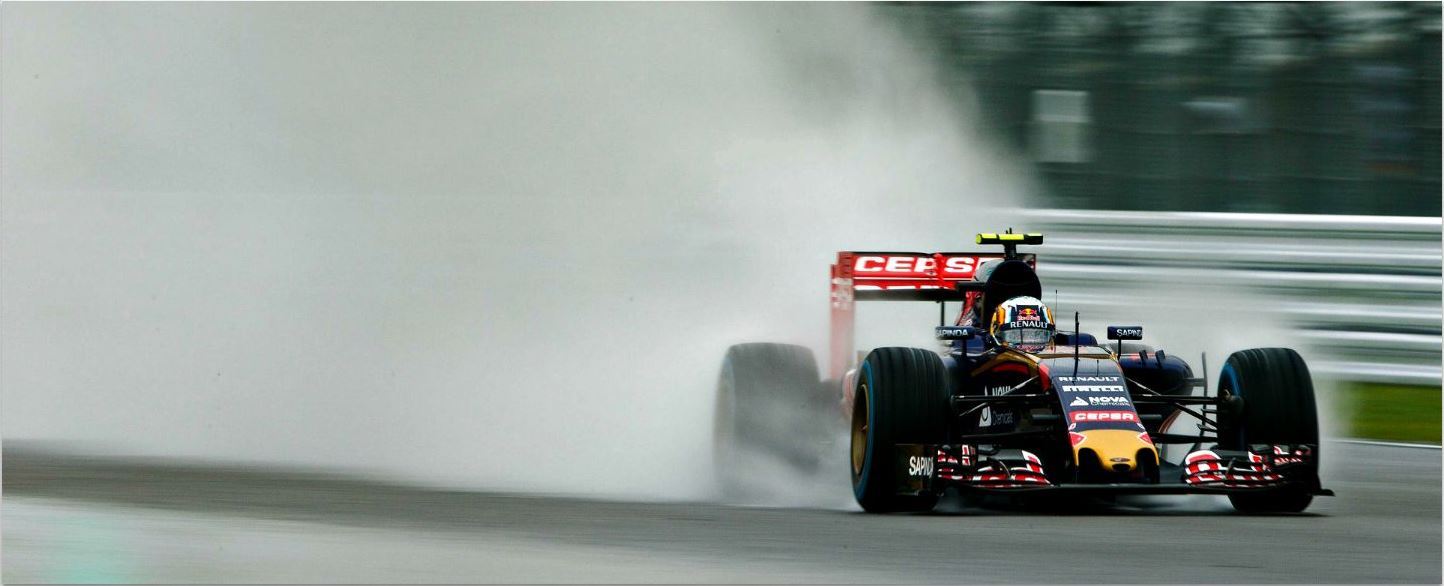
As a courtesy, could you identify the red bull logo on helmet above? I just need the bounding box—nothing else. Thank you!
[1009,305,1048,328]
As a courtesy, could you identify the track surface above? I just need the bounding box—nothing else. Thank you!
[4,441,1439,583]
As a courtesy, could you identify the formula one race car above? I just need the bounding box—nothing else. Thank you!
[714,231,1331,513]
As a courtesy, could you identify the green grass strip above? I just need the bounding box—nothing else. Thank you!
[1340,383,1442,444]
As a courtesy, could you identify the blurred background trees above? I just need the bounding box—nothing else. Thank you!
[885,2,1440,216]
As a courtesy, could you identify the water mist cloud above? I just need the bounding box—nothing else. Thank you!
[2,3,1034,499]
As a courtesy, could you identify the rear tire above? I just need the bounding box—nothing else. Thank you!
[714,343,824,498]
[850,347,950,513]
[1217,347,1319,514]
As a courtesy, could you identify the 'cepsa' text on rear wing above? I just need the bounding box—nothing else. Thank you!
[827,250,1036,379]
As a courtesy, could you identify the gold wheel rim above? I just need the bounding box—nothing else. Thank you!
[851,384,868,475]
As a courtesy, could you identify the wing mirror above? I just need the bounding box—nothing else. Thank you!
[1106,325,1142,358]
[1107,326,1143,340]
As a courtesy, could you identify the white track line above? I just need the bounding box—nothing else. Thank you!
[1334,438,1442,450]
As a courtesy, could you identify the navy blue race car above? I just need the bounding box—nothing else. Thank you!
[714,231,1330,513]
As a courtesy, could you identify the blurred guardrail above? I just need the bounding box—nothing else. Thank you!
[1024,209,1442,387]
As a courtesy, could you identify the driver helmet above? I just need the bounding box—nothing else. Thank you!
[989,295,1056,353]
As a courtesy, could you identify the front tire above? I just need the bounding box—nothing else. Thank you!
[851,347,950,513]
[1217,347,1320,513]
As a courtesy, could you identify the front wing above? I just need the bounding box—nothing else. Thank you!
[894,443,1333,496]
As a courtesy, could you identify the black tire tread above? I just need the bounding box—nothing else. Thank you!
[852,347,950,513]
[1219,347,1318,514]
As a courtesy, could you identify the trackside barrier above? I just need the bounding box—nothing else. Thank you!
[1023,209,1442,387]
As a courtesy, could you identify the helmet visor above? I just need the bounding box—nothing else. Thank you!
[998,327,1053,351]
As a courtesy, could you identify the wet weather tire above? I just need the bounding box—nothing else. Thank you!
[1218,347,1319,514]
[714,343,824,497]
[850,347,950,513]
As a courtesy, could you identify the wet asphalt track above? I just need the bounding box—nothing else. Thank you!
[4,441,1439,583]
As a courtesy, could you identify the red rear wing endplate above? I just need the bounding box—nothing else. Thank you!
[828,251,1036,379]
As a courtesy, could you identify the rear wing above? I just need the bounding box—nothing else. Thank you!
[828,251,1037,379]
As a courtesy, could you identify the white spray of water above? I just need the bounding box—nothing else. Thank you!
[2,4,1032,500]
